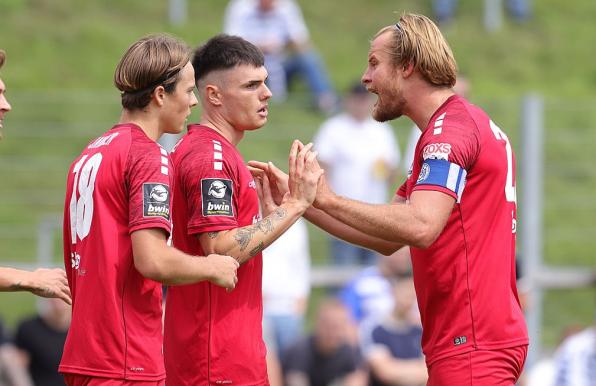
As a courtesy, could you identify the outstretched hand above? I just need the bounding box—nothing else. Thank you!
[287,140,325,209]
[27,268,72,305]
[254,173,279,217]
[247,160,289,206]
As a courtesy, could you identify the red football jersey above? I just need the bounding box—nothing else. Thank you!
[398,95,528,365]
[164,125,267,386]
[60,124,173,381]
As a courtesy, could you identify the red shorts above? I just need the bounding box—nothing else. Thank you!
[63,374,165,386]
[427,345,528,386]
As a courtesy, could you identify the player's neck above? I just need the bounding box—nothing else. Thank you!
[119,110,161,142]
[408,87,454,131]
[199,113,244,146]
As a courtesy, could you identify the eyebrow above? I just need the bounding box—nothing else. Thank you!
[243,79,263,87]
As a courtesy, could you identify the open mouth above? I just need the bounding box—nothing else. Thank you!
[257,106,268,116]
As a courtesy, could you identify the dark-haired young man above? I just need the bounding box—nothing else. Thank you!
[163,34,322,385]
[60,35,239,386]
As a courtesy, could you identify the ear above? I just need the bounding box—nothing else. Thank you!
[152,85,166,107]
[401,62,415,79]
[205,84,223,106]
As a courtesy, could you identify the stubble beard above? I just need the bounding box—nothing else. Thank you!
[371,87,406,123]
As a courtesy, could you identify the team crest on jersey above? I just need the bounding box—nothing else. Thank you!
[202,178,234,217]
[422,143,451,161]
[143,183,171,220]
[417,163,430,183]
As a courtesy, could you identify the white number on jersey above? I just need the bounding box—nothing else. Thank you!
[489,120,516,203]
[69,153,103,243]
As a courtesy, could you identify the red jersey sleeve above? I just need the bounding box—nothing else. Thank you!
[396,180,408,198]
[413,110,480,201]
[179,139,239,235]
[126,139,173,235]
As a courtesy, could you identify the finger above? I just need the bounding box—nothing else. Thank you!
[254,177,264,201]
[305,150,318,167]
[261,174,274,203]
[296,143,313,174]
[247,160,269,170]
[296,140,305,151]
[59,287,72,305]
[247,166,266,178]
[288,141,299,183]
[315,168,325,181]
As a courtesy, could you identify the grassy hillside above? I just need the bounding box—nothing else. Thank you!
[0,0,595,348]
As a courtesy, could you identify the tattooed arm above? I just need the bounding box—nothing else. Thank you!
[199,205,304,265]
[199,141,323,265]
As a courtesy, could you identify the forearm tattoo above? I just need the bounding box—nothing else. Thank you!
[233,207,288,252]
[249,242,265,257]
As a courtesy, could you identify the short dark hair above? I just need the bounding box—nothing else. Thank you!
[0,50,6,70]
[192,34,264,83]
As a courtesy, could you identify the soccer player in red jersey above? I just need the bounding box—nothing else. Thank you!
[0,49,71,304]
[60,35,240,386]
[252,13,528,385]
[163,35,323,386]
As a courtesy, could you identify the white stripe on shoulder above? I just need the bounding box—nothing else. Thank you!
[212,140,224,169]
[433,112,447,135]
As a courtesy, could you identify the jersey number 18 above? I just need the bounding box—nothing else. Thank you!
[69,153,103,244]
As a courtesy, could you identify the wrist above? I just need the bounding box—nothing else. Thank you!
[282,197,310,215]
[314,190,334,210]
[12,269,33,291]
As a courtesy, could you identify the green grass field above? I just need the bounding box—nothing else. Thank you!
[0,0,595,349]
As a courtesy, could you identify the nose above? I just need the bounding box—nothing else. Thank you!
[361,69,371,87]
[262,83,272,100]
[0,95,11,113]
[190,91,198,108]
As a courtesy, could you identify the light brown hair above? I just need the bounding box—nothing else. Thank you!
[114,34,191,110]
[0,50,6,70]
[376,13,457,88]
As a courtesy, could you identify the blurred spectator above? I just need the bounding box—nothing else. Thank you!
[15,298,70,386]
[402,76,470,175]
[263,218,311,352]
[339,247,414,326]
[360,274,427,386]
[433,0,531,25]
[262,219,311,386]
[282,297,366,386]
[0,320,32,386]
[314,82,400,266]
[223,0,338,113]
[552,324,596,386]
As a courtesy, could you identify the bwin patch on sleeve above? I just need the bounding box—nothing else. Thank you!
[201,178,234,217]
[143,183,171,220]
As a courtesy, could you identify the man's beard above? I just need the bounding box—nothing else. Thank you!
[372,89,406,122]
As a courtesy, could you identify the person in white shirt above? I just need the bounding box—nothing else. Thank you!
[552,325,596,386]
[262,218,311,352]
[223,0,337,113]
[314,82,400,266]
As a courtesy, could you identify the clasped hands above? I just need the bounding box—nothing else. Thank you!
[248,140,332,216]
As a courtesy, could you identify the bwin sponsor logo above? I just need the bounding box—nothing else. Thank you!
[208,202,230,212]
[148,203,169,215]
